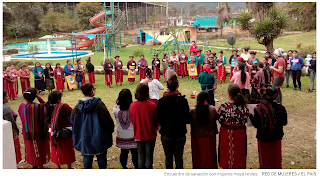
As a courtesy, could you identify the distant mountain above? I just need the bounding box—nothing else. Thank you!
[169,2,247,14]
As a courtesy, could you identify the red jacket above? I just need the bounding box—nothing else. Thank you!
[129,101,158,141]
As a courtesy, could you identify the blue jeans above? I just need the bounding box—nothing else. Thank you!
[285,70,292,86]
[83,152,107,169]
[136,138,156,169]
[77,81,82,89]
[201,86,215,106]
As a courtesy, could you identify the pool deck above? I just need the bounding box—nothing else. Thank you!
[9,51,94,60]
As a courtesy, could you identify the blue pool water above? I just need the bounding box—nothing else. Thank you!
[4,40,72,49]
[11,52,89,59]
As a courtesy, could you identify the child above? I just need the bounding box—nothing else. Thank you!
[305,54,312,74]
[75,70,83,89]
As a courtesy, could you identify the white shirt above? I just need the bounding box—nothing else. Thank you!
[113,107,134,139]
[241,53,250,61]
[140,79,164,100]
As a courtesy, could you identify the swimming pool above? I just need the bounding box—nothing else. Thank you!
[11,52,89,59]
[4,40,72,49]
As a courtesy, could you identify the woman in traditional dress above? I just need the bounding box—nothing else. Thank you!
[250,85,287,168]
[114,55,123,86]
[4,66,17,100]
[53,63,65,92]
[140,68,164,106]
[187,52,198,80]
[209,52,218,90]
[9,64,19,97]
[151,53,161,80]
[44,63,55,93]
[3,90,22,164]
[196,49,205,75]
[74,58,86,84]
[217,83,251,169]
[46,91,76,169]
[18,88,50,168]
[127,55,137,84]
[162,53,170,79]
[32,62,46,95]
[170,51,179,75]
[138,54,148,81]
[190,91,218,168]
[269,48,286,104]
[216,51,227,84]
[113,89,138,169]
[250,62,266,104]
[86,57,95,84]
[189,41,198,56]
[103,58,113,88]
[198,66,216,106]
[179,49,188,78]
[261,56,272,85]
[230,63,251,102]
[17,65,31,94]
[229,49,239,80]
[246,51,259,83]
[64,60,75,91]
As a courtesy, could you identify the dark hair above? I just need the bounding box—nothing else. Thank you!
[23,88,38,102]
[219,50,223,54]
[66,60,70,63]
[166,74,179,92]
[35,62,41,68]
[145,68,152,79]
[5,65,10,70]
[180,49,184,52]
[164,53,168,58]
[196,91,210,125]
[45,63,53,71]
[116,89,133,110]
[171,51,176,55]
[80,83,94,96]
[293,50,298,53]
[192,41,195,43]
[228,83,247,106]
[9,63,14,67]
[239,63,246,84]
[45,91,62,123]
[3,90,8,100]
[56,63,61,68]
[258,62,264,68]
[313,51,316,55]
[243,47,249,52]
[285,50,293,60]
[208,50,211,52]
[135,83,149,101]
[266,51,271,55]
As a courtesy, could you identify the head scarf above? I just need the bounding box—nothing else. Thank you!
[237,57,245,63]
[203,66,211,73]
[273,48,284,57]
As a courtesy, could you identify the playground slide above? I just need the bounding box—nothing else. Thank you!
[66,11,111,50]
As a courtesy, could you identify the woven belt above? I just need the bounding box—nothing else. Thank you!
[221,122,246,130]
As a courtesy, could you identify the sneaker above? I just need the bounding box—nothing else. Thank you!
[293,87,296,91]
[287,85,289,88]
[308,89,313,93]
[298,88,301,92]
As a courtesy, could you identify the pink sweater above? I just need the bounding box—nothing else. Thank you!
[230,71,251,90]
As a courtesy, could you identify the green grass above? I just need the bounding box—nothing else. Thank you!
[7,73,316,169]
[4,32,53,46]
[208,30,317,52]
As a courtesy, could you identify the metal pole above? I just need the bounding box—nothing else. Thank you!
[71,35,74,64]
[145,3,147,25]
[119,31,122,51]
[126,2,128,30]
[74,35,77,63]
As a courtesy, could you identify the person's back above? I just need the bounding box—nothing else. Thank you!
[198,71,215,88]
[190,105,217,137]
[75,73,83,83]
[231,70,250,90]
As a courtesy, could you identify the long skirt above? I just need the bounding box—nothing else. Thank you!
[128,76,135,83]
[217,65,226,81]
[50,136,76,165]
[115,69,123,83]
[81,72,85,84]
[21,79,31,94]
[23,136,50,166]
[241,89,251,103]
[230,67,234,80]
[88,72,95,84]
[197,64,203,76]
[35,78,45,91]
[250,87,260,104]
[174,63,179,76]
[191,136,217,169]
[5,81,17,99]
[152,66,160,80]
[139,68,146,81]
[55,76,65,91]
[219,122,247,169]
[213,71,218,90]
[163,68,167,79]
[13,132,22,164]
[14,80,19,96]
[258,139,282,168]
[179,62,188,76]
[45,78,55,90]
[105,73,113,86]
[3,80,8,93]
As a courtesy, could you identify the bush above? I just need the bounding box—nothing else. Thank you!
[296,43,302,48]
[4,49,19,55]
[298,45,316,58]
[133,49,144,58]
[3,61,36,71]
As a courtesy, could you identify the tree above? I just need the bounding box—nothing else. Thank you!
[75,2,103,31]
[39,8,59,32]
[237,10,253,47]
[251,7,287,52]
[149,12,159,29]
[189,3,197,17]
[217,2,231,38]
[284,2,316,31]
[29,44,39,62]
[56,10,78,32]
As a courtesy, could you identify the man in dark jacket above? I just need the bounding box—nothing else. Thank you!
[157,74,191,169]
[70,83,114,169]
